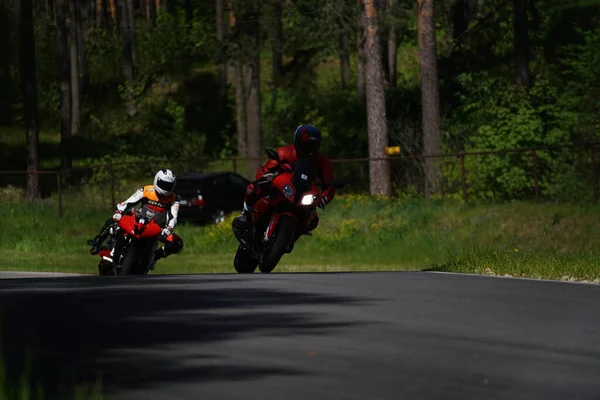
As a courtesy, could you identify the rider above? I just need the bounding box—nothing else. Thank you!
[88,169,184,262]
[232,124,337,245]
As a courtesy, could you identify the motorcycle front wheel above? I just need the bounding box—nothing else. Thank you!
[119,242,155,275]
[259,215,296,273]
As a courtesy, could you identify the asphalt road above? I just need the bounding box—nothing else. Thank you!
[1,271,600,400]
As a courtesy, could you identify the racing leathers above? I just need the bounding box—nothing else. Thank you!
[88,185,184,262]
[232,144,337,245]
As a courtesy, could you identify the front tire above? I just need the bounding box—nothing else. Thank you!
[119,242,154,275]
[234,244,258,273]
[259,215,296,273]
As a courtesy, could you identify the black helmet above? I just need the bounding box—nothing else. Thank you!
[293,124,322,156]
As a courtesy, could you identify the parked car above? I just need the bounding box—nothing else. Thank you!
[175,171,250,225]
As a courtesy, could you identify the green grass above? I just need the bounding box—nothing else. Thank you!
[429,247,600,282]
[2,186,600,281]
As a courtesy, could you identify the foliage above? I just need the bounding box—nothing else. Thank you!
[2,0,600,203]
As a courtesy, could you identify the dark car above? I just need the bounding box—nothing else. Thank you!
[176,171,250,225]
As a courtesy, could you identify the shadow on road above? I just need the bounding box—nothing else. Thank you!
[0,275,373,397]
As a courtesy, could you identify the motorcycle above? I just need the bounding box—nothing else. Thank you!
[91,210,168,276]
[233,148,345,274]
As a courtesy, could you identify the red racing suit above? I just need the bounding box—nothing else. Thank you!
[245,144,337,231]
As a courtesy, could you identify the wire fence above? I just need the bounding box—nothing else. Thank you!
[2,142,599,218]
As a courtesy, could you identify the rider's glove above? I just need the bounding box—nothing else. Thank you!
[161,227,173,238]
[318,195,329,211]
[112,212,122,221]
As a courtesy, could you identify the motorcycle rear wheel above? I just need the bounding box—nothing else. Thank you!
[259,215,296,273]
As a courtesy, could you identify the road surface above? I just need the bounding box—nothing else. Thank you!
[1,271,599,399]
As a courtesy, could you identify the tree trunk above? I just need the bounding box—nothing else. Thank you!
[17,0,40,201]
[271,0,283,86]
[387,0,397,88]
[144,0,153,23]
[75,0,89,92]
[452,0,468,40]
[418,0,442,198]
[513,0,531,88]
[216,0,227,105]
[96,0,104,28]
[0,4,12,124]
[108,0,116,25]
[89,0,96,27]
[228,1,247,158]
[45,0,55,22]
[56,0,72,176]
[68,0,81,136]
[356,1,366,102]
[244,2,262,179]
[127,0,138,70]
[338,32,350,88]
[120,0,136,116]
[363,0,391,196]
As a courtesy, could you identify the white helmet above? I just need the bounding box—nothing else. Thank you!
[154,169,176,196]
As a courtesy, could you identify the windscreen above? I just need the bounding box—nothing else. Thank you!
[292,157,316,199]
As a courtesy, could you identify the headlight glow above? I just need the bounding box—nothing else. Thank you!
[301,194,315,205]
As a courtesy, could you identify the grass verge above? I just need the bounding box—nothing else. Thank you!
[2,188,600,280]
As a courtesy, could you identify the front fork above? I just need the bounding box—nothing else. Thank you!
[111,234,129,268]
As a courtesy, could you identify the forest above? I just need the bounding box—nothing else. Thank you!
[1,0,600,203]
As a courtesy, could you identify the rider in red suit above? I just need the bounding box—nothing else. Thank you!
[232,124,337,245]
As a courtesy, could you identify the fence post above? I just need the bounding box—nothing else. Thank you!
[110,163,116,209]
[459,154,468,203]
[591,145,599,204]
[531,150,540,201]
[56,171,63,218]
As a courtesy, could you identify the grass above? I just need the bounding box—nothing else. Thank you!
[0,341,103,400]
[2,185,600,281]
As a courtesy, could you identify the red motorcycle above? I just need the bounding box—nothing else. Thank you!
[234,149,345,274]
[95,210,168,275]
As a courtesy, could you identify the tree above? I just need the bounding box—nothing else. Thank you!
[119,0,137,116]
[338,12,351,89]
[127,0,138,69]
[243,1,262,179]
[513,0,531,88]
[108,0,116,25]
[68,0,81,136]
[0,1,12,125]
[95,0,104,28]
[216,0,228,105]
[356,1,366,101]
[75,0,89,94]
[271,0,283,86]
[387,0,397,88]
[418,0,441,198]
[57,0,72,176]
[228,0,247,158]
[363,0,392,196]
[17,0,40,201]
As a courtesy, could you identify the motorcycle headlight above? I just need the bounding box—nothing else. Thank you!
[301,194,316,205]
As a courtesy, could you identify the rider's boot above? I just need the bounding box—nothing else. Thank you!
[87,218,114,255]
[154,247,166,262]
[232,203,253,247]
